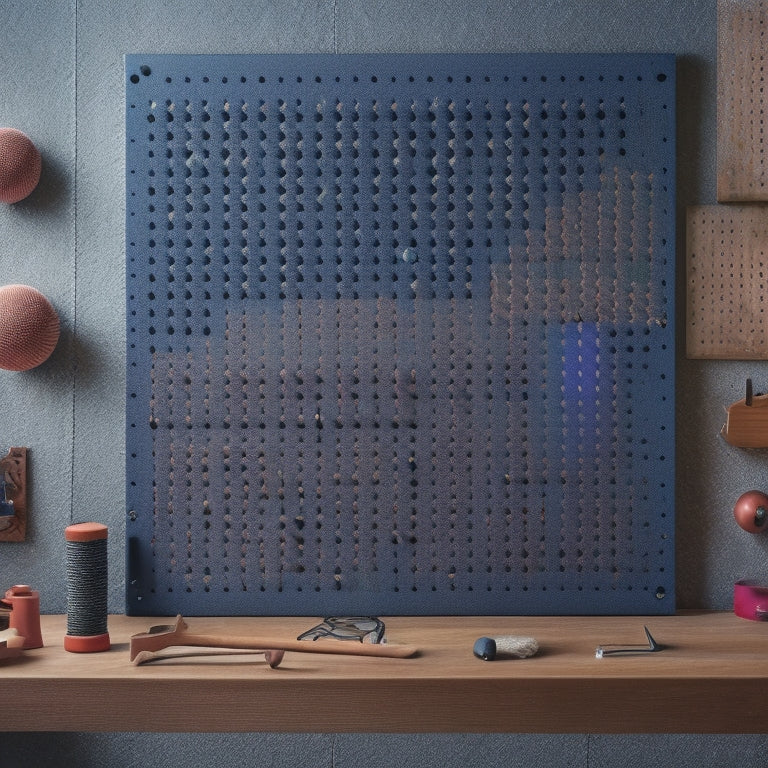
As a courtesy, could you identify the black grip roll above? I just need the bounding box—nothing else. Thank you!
[64,522,110,652]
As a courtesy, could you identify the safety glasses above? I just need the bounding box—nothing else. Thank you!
[297,616,386,644]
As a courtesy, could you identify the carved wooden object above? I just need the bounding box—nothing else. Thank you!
[0,447,27,542]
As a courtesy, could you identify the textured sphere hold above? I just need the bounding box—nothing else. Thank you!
[0,128,41,203]
[0,284,60,370]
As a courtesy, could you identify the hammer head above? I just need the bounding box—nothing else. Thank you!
[129,614,284,669]
[130,614,188,661]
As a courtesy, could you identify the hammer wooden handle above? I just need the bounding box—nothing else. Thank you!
[129,616,417,661]
[169,633,416,658]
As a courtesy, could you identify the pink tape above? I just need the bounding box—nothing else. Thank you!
[734,580,768,621]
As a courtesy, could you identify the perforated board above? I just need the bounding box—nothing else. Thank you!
[687,204,768,359]
[717,0,768,202]
[126,54,675,616]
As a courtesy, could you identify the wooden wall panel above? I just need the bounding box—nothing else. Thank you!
[717,0,768,201]
[687,204,768,358]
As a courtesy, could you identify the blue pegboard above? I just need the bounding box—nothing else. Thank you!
[125,54,675,615]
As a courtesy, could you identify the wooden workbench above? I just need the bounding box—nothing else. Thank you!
[0,612,764,733]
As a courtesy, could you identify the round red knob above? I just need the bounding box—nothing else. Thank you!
[733,490,768,533]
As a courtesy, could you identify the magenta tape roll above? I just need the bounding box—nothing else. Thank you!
[734,580,768,621]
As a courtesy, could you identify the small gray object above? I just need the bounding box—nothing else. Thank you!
[473,635,539,661]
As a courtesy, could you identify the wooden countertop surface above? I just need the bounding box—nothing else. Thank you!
[1,612,765,733]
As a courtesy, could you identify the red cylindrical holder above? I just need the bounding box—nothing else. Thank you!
[2,584,43,649]
[64,522,110,652]
[734,579,768,621]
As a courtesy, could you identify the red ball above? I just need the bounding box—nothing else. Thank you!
[0,128,41,204]
[733,490,768,533]
[0,284,60,371]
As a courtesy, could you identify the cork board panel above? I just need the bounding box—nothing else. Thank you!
[717,0,768,202]
[126,53,676,616]
[687,204,768,358]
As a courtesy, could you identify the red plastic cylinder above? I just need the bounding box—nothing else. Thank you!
[3,584,43,649]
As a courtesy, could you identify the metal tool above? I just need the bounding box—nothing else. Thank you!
[595,626,664,658]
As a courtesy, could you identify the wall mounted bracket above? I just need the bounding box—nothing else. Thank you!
[0,448,27,542]
[722,380,768,448]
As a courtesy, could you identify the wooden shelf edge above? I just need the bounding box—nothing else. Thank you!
[0,612,765,733]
